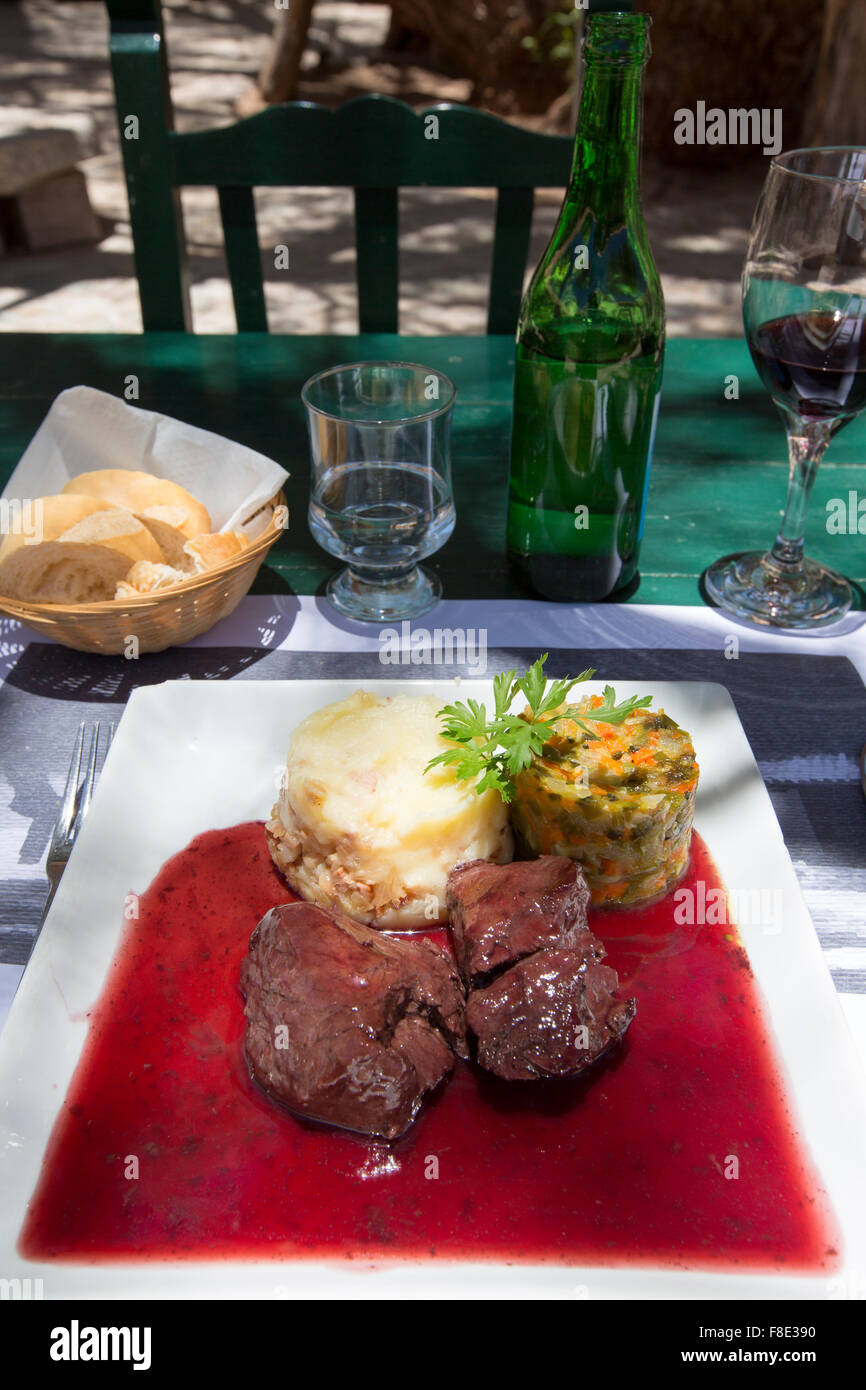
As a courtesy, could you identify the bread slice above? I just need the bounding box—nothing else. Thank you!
[115,560,188,600]
[134,507,195,570]
[58,507,165,566]
[0,505,167,604]
[0,541,132,603]
[0,493,113,566]
[63,469,211,540]
[183,530,250,573]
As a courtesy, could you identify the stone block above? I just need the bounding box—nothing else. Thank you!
[1,168,101,252]
[0,109,100,198]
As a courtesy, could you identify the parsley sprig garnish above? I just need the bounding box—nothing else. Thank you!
[424,654,652,803]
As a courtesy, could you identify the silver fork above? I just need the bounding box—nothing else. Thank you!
[36,721,115,941]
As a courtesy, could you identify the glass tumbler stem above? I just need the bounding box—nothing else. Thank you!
[770,416,832,568]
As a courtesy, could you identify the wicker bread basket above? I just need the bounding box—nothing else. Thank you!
[0,491,287,656]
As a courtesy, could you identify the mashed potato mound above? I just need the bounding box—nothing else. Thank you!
[267,689,513,929]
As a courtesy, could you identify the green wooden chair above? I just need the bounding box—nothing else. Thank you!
[104,0,573,335]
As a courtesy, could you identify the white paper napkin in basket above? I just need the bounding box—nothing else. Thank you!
[1,386,290,538]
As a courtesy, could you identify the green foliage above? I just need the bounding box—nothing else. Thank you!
[521,3,583,74]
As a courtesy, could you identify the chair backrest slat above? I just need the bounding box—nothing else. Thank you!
[488,187,535,336]
[110,29,191,330]
[218,186,268,332]
[354,187,399,334]
[170,100,570,190]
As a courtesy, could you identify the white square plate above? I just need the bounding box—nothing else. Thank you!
[1,678,865,1300]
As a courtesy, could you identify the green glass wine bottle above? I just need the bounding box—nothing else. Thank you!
[506,9,665,601]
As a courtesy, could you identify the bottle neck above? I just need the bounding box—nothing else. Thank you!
[568,60,645,222]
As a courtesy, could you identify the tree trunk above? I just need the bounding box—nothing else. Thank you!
[236,0,316,117]
[803,0,866,145]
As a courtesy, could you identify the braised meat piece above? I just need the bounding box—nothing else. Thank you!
[240,902,467,1140]
[447,856,635,1081]
[446,854,591,987]
[467,944,636,1081]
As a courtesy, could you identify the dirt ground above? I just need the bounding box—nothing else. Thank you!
[0,0,764,336]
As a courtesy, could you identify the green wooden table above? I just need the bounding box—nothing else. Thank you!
[1,333,864,607]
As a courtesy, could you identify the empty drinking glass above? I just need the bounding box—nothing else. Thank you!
[303,361,456,621]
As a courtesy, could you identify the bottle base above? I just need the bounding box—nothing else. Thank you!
[508,551,639,604]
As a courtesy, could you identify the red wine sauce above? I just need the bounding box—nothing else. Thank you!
[19,822,837,1269]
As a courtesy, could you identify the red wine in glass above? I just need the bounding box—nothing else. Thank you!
[749,310,866,423]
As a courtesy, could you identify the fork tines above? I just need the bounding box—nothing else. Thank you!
[49,721,115,860]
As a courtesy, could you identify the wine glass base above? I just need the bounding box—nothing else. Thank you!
[326,565,442,623]
[703,550,852,630]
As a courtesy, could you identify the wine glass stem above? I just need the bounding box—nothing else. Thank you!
[769,418,831,568]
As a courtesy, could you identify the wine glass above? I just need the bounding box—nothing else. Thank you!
[704,147,866,629]
[303,362,456,622]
